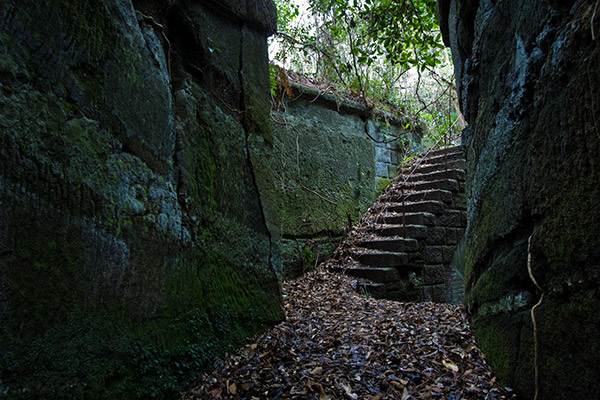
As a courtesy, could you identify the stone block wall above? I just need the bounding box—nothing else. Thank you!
[370,119,405,179]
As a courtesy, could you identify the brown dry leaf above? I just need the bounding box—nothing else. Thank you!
[401,387,411,400]
[310,366,324,375]
[181,267,516,400]
[340,382,358,399]
[207,387,221,398]
[225,380,236,395]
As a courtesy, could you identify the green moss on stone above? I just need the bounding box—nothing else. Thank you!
[472,319,514,383]
[376,177,391,195]
[532,290,600,398]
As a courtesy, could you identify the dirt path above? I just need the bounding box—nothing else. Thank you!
[183,266,515,399]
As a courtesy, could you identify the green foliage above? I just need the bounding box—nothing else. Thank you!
[307,0,444,71]
[270,0,462,146]
[302,245,315,265]
[375,177,391,194]
[362,0,445,70]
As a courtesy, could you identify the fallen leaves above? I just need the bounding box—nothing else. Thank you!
[182,266,516,399]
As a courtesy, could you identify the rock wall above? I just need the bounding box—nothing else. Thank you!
[268,83,421,278]
[0,0,283,398]
[440,0,600,397]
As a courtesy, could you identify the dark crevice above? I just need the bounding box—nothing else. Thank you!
[467,217,537,315]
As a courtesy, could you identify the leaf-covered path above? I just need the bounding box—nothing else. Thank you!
[183,266,515,399]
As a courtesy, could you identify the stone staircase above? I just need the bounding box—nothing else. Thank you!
[331,145,467,303]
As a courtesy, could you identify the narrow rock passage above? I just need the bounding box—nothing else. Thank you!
[183,266,515,399]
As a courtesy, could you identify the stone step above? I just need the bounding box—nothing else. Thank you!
[382,189,453,204]
[401,159,466,175]
[348,250,410,268]
[423,145,464,158]
[405,169,466,183]
[332,265,400,283]
[377,212,436,226]
[357,282,387,299]
[370,224,428,239]
[355,237,419,252]
[398,179,460,193]
[384,210,466,228]
[386,200,446,215]
[372,212,427,226]
[421,151,466,166]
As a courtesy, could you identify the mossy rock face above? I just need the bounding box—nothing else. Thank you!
[268,96,376,237]
[0,0,282,398]
[444,0,600,397]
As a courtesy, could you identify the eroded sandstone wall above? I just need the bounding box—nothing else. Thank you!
[0,0,282,397]
[440,0,600,397]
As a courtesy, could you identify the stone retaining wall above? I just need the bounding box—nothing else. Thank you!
[268,83,422,278]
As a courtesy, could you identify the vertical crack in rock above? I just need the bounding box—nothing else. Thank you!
[237,22,281,288]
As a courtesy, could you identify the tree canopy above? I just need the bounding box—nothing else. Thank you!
[270,0,461,144]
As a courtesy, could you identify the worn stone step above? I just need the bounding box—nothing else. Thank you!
[406,169,466,183]
[333,265,400,283]
[377,212,436,226]
[401,159,466,176]
[401,179,460,193]
[423,145,464,158]
[348,250,410,268]
[373,212,427,226]
[357,282,387,299]
[422,150,465,164]
[382,189,453,204]
[370,224,428,239]
[355,237,419,252]
[387,200,446,215]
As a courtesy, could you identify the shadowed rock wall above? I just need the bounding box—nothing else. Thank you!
[0,0,283,398]
[440,0,600,397]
